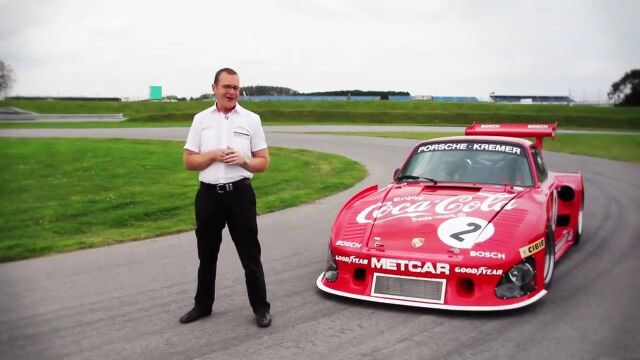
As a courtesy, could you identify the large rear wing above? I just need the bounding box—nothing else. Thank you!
[465,122,556,149]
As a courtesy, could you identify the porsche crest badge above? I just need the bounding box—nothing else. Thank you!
[411,237,425,248]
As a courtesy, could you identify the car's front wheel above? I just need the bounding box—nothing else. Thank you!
[574,191,584,245]
[544,224,556,289]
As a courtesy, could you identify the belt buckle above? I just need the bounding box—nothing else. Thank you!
[216,183,233,193]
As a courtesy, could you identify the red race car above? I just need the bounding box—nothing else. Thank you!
[317,123,584,310]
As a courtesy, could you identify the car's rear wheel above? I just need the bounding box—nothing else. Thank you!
[544,224,556,289]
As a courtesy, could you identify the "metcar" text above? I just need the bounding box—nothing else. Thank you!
[371,257,450,275]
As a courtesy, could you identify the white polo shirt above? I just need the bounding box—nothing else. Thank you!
[184,103,267,184]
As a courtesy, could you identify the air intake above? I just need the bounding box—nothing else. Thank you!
[372,273,445,303]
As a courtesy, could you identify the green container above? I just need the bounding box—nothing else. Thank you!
[149,86,162,101]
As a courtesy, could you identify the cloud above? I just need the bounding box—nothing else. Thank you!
[1,0,638,101]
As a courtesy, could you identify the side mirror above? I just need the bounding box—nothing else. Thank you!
[393,168,401,181]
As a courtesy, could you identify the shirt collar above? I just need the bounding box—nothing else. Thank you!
[211,102,248,116]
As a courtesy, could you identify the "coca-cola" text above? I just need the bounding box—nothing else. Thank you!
[356,193,517,224]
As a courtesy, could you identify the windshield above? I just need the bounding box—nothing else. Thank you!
[400,141,534,186]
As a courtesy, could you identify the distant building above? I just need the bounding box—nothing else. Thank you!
[149,86,163,101]
[489,93,573,104]
[432,96,479,102]
[412,95,433,101]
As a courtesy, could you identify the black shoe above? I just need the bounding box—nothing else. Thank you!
[255,311,272,328]
[179,306,211,324]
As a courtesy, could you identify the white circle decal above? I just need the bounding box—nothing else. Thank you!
[437,216,495,249]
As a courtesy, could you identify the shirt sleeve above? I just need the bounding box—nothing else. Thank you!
[184,115,201,152]
[251,115,268,152]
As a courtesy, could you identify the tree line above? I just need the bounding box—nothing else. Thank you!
[607,69,640,106]
[240,85,410,97]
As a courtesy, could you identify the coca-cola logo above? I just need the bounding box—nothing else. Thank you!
[356,193,516,224]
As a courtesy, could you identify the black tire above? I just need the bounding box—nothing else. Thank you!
[574,191,584,245]
[544,224,556,289]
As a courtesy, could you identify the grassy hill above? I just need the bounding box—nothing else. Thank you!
[2,99,639,130]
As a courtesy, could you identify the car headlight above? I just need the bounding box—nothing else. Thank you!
[508,262,534,285]
[495,257,536,299]
[324,246,338,282]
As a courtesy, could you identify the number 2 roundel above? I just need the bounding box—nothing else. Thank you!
[437,216,495,249]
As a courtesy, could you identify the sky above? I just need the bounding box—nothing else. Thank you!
[1,0,638,101]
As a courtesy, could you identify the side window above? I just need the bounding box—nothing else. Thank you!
[531,147,548,183]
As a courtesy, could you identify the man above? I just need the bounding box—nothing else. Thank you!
[180,67,271,328]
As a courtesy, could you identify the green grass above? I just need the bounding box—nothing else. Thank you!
[545,134,640,162]
[2,100,640,130]
[0,138,366,262]
[326,131,640,163]
[0,121,195,129]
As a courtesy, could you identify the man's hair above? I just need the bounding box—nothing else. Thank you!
[213,68,238,85]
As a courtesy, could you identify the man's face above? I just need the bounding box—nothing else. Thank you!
[213,72,240,112]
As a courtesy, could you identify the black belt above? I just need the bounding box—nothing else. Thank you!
[201,178,250,194]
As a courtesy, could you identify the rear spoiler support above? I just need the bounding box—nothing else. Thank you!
[465,122,557,149]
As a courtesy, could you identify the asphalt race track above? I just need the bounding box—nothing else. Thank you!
[0,127,639,360]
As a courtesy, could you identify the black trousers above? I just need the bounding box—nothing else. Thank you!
[193,179,270,315]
